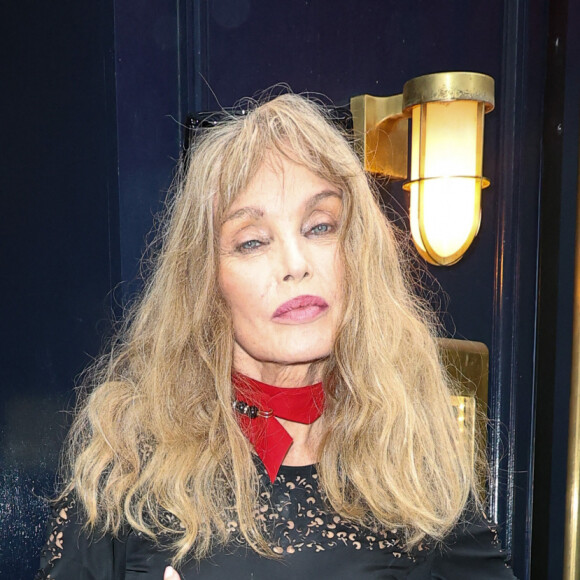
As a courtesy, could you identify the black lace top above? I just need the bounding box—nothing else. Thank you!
[36,462,517,579]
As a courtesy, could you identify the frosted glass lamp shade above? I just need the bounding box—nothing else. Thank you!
[405,100,488,265]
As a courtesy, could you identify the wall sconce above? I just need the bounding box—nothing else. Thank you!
[351,72,495,266]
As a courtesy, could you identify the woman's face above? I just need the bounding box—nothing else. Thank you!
[218,155,344,384]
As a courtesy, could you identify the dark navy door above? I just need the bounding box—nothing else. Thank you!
[3,1,578,578]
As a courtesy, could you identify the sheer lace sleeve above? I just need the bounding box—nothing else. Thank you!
[35,494,126,580]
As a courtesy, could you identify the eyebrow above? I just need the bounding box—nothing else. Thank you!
[222,189,342,225]
[222,206,264,224]
[304,190,342,212]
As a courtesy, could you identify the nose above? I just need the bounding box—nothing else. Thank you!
[280,238,310,282]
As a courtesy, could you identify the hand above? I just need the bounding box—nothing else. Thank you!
[164,566,181,580]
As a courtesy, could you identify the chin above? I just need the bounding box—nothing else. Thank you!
[276,343,333,365]
[234,332,335,369]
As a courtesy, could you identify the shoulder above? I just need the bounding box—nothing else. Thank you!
[427,507,518,579]
[36,493,126,580]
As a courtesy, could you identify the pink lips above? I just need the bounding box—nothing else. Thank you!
[272,295,329,323]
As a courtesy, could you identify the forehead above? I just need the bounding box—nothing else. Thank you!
[224,155,341,215]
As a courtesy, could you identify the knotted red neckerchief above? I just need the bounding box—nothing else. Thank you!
[232,373,325,483]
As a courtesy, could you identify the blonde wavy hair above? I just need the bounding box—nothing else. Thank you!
[62,93,476,565]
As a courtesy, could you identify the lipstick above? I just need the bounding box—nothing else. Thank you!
[272,295,329,323]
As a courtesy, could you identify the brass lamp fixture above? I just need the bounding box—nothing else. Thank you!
[351,72,495,266]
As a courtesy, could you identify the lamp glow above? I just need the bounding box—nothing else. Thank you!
[403,73,494,265]
[351,71,494,266]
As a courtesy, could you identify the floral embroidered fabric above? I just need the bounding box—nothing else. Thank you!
[252,462,417,558]
[36,461,516,579]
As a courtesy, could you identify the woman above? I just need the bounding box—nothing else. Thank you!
[37,93,516,579]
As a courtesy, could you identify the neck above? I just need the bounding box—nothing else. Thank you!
[233,352,323,388]
[277,416,323,466]
[231,367,325,468]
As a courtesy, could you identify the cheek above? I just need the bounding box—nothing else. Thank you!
[218,261,268,323]
[326,247,344,296]
[219,264,243,313]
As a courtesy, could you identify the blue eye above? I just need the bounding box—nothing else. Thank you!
[238,239,262,252]
[310,224,331,235]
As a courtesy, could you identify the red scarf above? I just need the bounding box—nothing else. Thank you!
[232,373,325,482]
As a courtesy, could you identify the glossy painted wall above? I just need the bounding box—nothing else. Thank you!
[1,0,119,576]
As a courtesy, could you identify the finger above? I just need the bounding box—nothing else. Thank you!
[164,565,181,580]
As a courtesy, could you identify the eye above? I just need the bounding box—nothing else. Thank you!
[236,239,263,253]
[309,223,332,235]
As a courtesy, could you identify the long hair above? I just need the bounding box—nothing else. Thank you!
[62,93,476,565]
